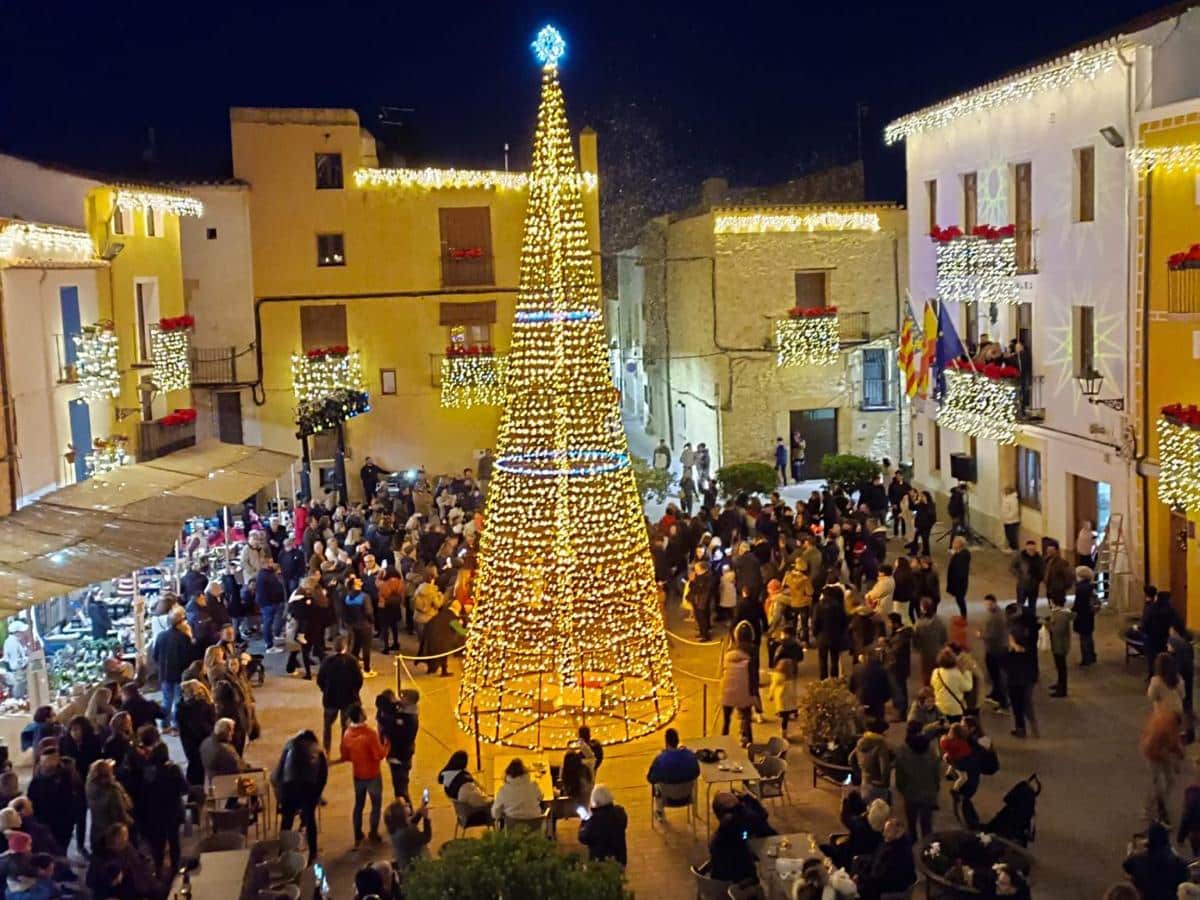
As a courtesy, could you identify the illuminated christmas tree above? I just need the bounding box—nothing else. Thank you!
[455,26,677,749]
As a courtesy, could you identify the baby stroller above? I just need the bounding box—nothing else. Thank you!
[983,774,1040,846]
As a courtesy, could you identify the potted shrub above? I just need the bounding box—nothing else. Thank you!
[796,677,861,783]
[820,453,881,495]
[715,461,777,501]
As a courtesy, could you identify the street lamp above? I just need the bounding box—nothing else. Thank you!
[1075,369,1125,411]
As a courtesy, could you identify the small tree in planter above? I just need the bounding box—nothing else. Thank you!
[405,830,630,900]
[715,462,777,501]
[797,677,861,776]
[821,453,881,494]
[631,454,673,506]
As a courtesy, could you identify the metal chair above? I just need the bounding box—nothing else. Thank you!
[748,755,789,805]
[452,800,493,838]
[501,808,552,837]
[748,735,788,764]
[651,779,697,829]
[690,861,734,900]
[198,830,247,853]
[209,806,252,835]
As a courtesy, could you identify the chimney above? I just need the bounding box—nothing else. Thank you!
[700,177,728,207]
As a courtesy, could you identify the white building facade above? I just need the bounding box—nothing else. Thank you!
[891,7,1200,586]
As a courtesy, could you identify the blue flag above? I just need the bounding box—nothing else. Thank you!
[933,301,967,401]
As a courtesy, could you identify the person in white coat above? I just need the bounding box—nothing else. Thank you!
[491,758,544,824]
[865,564,896,616]
[1000,487,1021,552]
[3,621,29,700]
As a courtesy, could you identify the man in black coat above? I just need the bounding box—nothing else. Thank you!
[275,729,328,858]
[1142,585,1187,679]
[279,537,307,596]
[316,637,363,754]
[812,585,849,679]
[151,611,194,731]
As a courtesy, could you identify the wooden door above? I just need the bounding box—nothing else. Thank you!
[1072,475,1098,562]
[1170,510,1190,626]
[216,392,244,445]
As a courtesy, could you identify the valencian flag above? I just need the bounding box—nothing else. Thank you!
[933,299,967,400]
[917,301,938,397]
[897,301,919,399]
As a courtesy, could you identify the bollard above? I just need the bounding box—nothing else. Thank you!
[702,683,708,737]
[473,708,483,773]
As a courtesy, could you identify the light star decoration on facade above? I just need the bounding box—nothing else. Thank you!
[531,25,565,68]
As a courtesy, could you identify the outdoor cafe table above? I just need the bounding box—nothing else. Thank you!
[750,833,824,900]
[686,734,760,834]
[492,752,555,799]
[169,849,252,897]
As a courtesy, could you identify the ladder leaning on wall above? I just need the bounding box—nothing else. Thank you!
[1094,513,1127,606]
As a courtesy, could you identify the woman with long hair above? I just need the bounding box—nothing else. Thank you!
[176,680,216,785]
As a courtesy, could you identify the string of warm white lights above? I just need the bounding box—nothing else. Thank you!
[150,325,192,392]
[1157,416,1200,510]
[936,369,1020,444]
[85,439,129,477]
[0,222,95,264]
[440,354,508,408]
[292,350,371,436]
[776,315,840,367]
[1129,142,1200,174]
[936,236,1019,305]
[885,46,1120,144]
[354,167,598,193]
[714,211,882,235]
[455,26,677,751]
[113,189,204,218]
[73,323,120,402]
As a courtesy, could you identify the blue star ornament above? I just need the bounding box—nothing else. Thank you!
[531,25,566,67]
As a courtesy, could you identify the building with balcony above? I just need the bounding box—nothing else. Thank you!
[226,107,600,495]
[889,6,1200,600]
[616,170,907,475]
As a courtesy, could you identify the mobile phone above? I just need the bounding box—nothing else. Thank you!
[422,787,430,805]
[577,805,591,820]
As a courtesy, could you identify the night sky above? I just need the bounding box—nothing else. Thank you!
[0,0,1169,209]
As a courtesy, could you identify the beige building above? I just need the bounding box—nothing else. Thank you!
[618,180,907,477]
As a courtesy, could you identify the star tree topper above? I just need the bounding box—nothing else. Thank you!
[531,25,566,68]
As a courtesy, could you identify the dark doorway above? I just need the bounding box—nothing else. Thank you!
[1170,510,1190,627]
[789,408,838,481]
[216,392,244,445]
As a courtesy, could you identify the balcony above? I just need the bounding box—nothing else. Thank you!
[936,365,1020,444]
[191,346,238,386]
[838,311,871,344]
[53,333,79,385]
[1167,266,1200,314]
[1017,373,1045,423]
[137,418,196,461]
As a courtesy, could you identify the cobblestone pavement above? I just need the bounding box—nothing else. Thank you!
[180,526,1160,900]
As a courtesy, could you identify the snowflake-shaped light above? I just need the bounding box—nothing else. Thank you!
[531,25,565,68]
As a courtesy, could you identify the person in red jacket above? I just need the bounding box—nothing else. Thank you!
[340,703,390,846]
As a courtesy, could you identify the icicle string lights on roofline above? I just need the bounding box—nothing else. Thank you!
[714,211,882,235]
[885,46,1121,144]
[0,222,95,264]
[354,167,597,193]
[113,189,204,218]
[1129,142,1200,174]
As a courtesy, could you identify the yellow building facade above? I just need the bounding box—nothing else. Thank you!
[1138,101,1200,624]
[228,107,600,495]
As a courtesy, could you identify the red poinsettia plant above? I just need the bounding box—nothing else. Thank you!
[159,407,197,427]
[446,343,495,357]
[787,306,838,319]
[158,315,195,332]
[448,246,486,260]
[305,345,350,360]
[947,358,1020,380]
[1167,244,1200,270]
[930,224,1015,243]
[1162,403,1200,428]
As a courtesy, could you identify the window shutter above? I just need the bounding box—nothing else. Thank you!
[439,301,497,326]
[300,305,348,351]
[439,207,495,286]
[793,271,827,310]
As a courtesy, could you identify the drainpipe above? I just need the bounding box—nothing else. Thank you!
[0,281,18,511]
[1139,173,1153,583]
[892,235,903,466]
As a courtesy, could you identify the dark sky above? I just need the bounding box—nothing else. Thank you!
[0,0,1169,204]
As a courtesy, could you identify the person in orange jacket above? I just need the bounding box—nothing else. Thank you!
[340,702,390,846]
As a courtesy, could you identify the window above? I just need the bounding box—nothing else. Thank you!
[439,207,494,286]
[440,301,496,347]
[793,271,829,310]
[1014,162,1033,272]
[112,205,128,236]
[861,348,891,409]
[962,172,977,232]
[932,423,942,472]
[133,280,159,363]
[1072,305,1096,377]
[315,153,344,190]
[926,179,938,232]
[316,233,345,267]
[206,227,218,240]
[144,206,161,237]
[1017,446,1041,509]
[1075,146,1095,223]
[299,304,347,351]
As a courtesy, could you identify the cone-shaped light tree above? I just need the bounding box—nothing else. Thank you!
[455,26,678,750]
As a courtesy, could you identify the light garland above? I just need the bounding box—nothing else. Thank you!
[354,167,597,193]
[149,325,192,392]
[113,189,204,218]
[292,348,371,436]
[440,354,508,408]
[85,437,129,477]
[73,322,120,402]
[1157,411,1200,510]
[885,46,1120,144]
[0,222,95,264]
[776,314,840,367]
[456,26,677,751]
[935,236,1019,305]
[1130,142,1200,174]
[936,369,1019,444]
[714,210,882,235]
